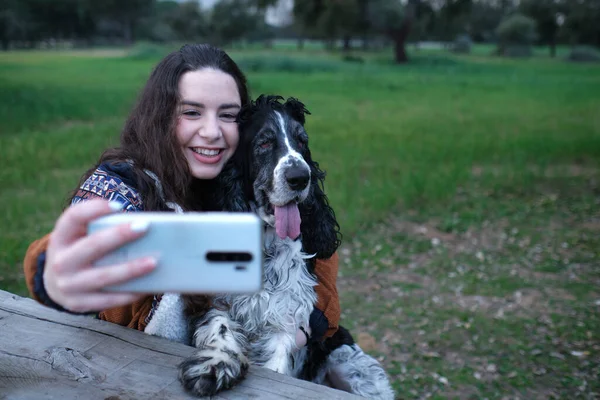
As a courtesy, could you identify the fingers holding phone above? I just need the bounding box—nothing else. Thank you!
[44,199,156,313]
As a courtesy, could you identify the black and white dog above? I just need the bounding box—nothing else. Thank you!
[178,95,394,399]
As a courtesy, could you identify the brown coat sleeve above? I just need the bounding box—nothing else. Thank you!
[23,231,151,330]
[23,233,52,302]
[313,252,341,338]
[98,297,155,331]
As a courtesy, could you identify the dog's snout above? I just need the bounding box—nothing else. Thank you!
[285,167,310,191]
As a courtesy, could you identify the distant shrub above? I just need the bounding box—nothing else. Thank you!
[410,54,460,67]
[452,34,472,54]
[503,45,534,58]
[496,14,537,57]
[567,45,600,63]
[342,54,365,63]
[126,42,170,60]
[236,56,343,73]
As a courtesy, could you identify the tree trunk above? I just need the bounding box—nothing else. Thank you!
[1,39,9,51]
[393,37,408,63]
[549,37,556,58]
[389,0,416,64]
[343,35,351,52]
[123,19,134,45]
[324,39,335,51]
[297,37,304,50]
[358,0,369,51]
[389,21,412,63]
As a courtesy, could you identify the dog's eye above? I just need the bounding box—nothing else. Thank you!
[260,142,272,149]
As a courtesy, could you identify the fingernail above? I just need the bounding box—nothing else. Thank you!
[108,201,125,212]
[141,257,157,268]
[130,220,150,233]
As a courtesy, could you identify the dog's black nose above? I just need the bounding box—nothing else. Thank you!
[285,167,310,191]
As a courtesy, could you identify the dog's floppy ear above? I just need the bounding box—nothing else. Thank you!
[218,94,265,213]
[299,154,342,260]
[236,98,258,127]
[284,97,311,126]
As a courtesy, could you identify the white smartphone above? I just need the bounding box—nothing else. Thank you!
[87,212,263,294]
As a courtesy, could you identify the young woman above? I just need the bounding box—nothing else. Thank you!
[22,44,340,347]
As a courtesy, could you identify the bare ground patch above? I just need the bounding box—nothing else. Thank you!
[338,175,600,399]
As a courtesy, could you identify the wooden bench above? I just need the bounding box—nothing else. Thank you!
[0,290,361,399]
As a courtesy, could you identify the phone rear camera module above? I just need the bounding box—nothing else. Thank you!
[206,252,253,262]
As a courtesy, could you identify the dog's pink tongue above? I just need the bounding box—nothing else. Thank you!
[274,203,301,239]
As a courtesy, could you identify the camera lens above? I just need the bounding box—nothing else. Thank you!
[206,252,253,262]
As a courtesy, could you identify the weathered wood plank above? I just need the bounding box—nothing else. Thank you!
[0,290,362,400]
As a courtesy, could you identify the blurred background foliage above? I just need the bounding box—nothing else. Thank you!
[1,0,599,63]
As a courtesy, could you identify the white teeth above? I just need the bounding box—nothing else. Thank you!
[192,148,221,156]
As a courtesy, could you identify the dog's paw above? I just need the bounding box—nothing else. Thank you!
[179,346,249,396]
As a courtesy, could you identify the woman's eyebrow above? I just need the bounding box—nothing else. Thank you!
[220,103,241,110]
[181,100,204,108]
[180,100,240,110]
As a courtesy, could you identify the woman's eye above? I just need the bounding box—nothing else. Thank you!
[183,110,200,117]
[221,113,237,122]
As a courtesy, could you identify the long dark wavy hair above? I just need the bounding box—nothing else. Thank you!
[71,43,250,211]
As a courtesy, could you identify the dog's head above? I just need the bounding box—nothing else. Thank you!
[220,95,340,259]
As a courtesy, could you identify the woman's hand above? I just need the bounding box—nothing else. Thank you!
[43,199,157,313]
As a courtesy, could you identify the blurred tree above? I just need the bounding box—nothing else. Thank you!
[409,1,436,47]
[368,0,418,63]
[438,0,472,40]
[314,0,361,51]
[244,0,285,47]
[290,0,420,61]
[496,13,537,56]
[292,0,327,47]
[93,0,154,44]
[136,1,179,42]
[1,0,97,48]
[467,1,505,42]
[167,0,207,41]
[561,0,600,48]
[520,0,563,57]
[0,0,31,50]
[209,0,264,46]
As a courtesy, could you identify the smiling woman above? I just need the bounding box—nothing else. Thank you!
[176,68,241,179]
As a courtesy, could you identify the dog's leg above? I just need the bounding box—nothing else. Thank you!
[251,331,297,376]
[316,344,395,400]
[289,346,309,378]
[178,309,249,396]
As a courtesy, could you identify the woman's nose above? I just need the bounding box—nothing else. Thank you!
[198,115,222,140]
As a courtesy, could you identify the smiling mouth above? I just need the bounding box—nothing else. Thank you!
[191,147,223,157]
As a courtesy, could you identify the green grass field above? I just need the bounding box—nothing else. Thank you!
[1,44,599,399]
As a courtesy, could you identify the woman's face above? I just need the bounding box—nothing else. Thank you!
[176,68,241,180]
